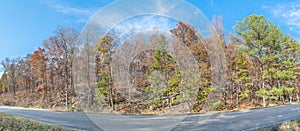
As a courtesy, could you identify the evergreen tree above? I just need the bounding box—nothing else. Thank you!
[95,35,114,110]
[234,14,283,107]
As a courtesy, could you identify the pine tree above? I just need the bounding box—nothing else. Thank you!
[95,35,114,110]
[234,14,283,107]
[146,35,178,111]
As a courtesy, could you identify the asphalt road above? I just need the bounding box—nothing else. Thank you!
[0,104,300,131]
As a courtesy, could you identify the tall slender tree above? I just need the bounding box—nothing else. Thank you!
[234,14,283,107]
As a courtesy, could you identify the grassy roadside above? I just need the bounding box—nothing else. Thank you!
[0,112,76,131]
[257,119,300,131]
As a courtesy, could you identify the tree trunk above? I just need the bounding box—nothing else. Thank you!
[236,84,239,108]
[109,51,114,111]
[65,49,69,110]
[262,80,266,107]
[87,44,91,108]
[223,90,227,110]
[230,84,233,109]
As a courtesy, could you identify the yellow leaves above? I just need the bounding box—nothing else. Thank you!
[101,54,109,59]
[98,47,109,52]
[95,35,113,52]
[99,67,108,74]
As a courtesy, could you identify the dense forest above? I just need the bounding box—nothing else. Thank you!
[0,14,299,114]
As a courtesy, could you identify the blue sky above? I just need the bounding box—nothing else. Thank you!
[0,0,299,73]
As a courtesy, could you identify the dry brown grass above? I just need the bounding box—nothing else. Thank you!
[257,119,300,131]
[0,112,76,131]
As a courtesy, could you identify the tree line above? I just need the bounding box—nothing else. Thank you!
[0,14,299,113]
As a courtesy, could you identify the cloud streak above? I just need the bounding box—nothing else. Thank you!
[112,15,177,42]
[51,4,93,16]
[273,3,300,28]
[263,2,300,41]
[86,0,212,40]
[43,1,96,24]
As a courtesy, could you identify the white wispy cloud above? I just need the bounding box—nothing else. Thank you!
[272,2,300,29]
[85,0,212,38]
[112,15,177,42]
[155,0,178,15]
[42,1,96,24]
[50,4,93,17]
[0,72,3,78]
[114,15,175,33]
[262,1,300,41]
[89,0,184,31]
[263,2,300,41]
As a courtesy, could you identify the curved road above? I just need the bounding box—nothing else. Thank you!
[0,104,300,131]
